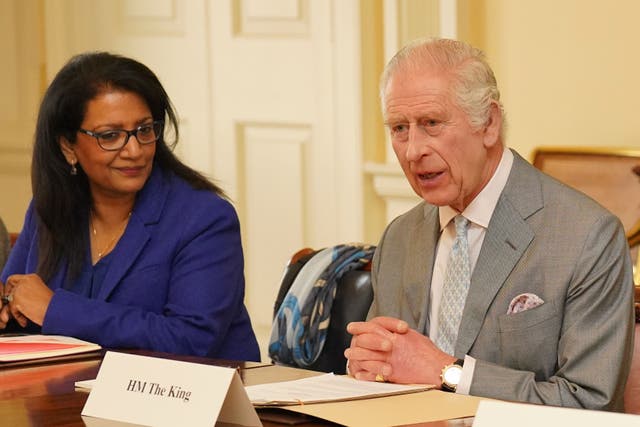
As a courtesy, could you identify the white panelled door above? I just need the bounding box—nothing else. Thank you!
[208,1,364,356]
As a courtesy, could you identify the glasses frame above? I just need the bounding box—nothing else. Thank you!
[77,120,164,151]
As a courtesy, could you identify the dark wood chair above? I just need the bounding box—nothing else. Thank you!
[272,247,373,374]
[624,321,640,414]
[532,147,640,234]
[532,146,640,284]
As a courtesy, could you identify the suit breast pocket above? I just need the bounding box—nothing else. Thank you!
[497,299,560,379]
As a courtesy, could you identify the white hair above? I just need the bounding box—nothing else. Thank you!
[380,38,506,135]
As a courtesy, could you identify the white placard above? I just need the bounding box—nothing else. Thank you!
[81,351,261,427]
[473,400,639,427]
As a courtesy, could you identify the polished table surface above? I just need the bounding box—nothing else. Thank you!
[0,349,472,426]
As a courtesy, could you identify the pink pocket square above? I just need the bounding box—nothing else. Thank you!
[507,293,544,314]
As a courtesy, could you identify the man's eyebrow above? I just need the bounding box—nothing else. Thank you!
[383,114,407,123]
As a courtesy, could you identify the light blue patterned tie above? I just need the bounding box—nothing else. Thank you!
[436,215,470,355]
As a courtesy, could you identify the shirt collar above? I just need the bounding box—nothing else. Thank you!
[439,147,514,230]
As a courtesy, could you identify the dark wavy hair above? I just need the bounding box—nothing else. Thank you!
[32,51,223,282]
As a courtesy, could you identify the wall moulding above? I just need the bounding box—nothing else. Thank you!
[234,122,312,214]
[117,0,185,36]
[364,161,421,223]
[234,121,312,328]
[232,0,310,38]
[0,148,31,176]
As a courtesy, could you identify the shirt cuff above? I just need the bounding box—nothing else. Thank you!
[455,355,475,395]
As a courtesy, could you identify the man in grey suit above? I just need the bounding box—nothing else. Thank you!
[345,38,634,411]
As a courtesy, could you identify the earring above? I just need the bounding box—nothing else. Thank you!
[70,162,77,176]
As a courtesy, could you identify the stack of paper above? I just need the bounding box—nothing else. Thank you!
[0,335,101,363]
[245,373,433,406]
[246,373,487,426]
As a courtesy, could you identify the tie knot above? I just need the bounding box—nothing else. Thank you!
[454,215,469,236]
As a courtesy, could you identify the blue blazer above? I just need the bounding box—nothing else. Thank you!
[1,166,260,362]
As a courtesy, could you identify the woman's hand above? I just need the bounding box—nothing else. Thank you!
[3,274,53,327]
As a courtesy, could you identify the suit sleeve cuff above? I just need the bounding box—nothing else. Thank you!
[455,355,475,395]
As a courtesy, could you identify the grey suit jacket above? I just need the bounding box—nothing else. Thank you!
[368,150,634,411]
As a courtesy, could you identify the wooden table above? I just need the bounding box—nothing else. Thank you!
[0,350,470,426]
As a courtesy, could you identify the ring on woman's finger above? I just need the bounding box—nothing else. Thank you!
[1,294,12,305]
[375,373,386,382]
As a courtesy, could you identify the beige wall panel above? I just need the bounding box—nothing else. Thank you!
[478,0,640,160]
[118,0,186,36]
[233,0,309,36]
[0,0,41,232]
[122,0,178,23]
[0,177,32,234]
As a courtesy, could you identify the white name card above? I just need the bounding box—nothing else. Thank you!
[81,351,261,427]
[474,400,639,427]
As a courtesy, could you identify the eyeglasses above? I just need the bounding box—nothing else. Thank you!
[78,121,164,151]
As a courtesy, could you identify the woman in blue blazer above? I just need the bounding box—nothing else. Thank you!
[0,52,260,362]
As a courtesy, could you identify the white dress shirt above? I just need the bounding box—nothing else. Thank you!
[428,147,513,394]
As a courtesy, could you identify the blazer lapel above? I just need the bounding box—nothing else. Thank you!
[455,152,543,356]
[97,215,151,300]
[97,166,166,300]
[404,204,440,332]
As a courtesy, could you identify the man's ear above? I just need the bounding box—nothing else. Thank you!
[482,101,502,148]
[59,137,76,164]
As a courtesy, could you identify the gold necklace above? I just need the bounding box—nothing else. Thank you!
[90,212,131,261]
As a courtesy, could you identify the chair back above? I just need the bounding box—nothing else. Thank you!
[624,320,640,414]
[0,220,10,271]
[272,247,373,374]
[532,147,640,234]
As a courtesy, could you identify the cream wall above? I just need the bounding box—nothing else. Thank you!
[462,0,640,160]
[0,0,41,233]
[369,0,640,225]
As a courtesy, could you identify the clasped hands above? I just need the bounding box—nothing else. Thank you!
[0,274,53,329]
[344,316,456,387]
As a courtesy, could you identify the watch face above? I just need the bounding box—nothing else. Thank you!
[443,365,463,386]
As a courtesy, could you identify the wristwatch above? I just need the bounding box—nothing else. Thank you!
[440,358,464,392]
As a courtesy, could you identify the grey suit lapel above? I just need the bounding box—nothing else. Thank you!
[455,151,543,356]
[404,205,440,332]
